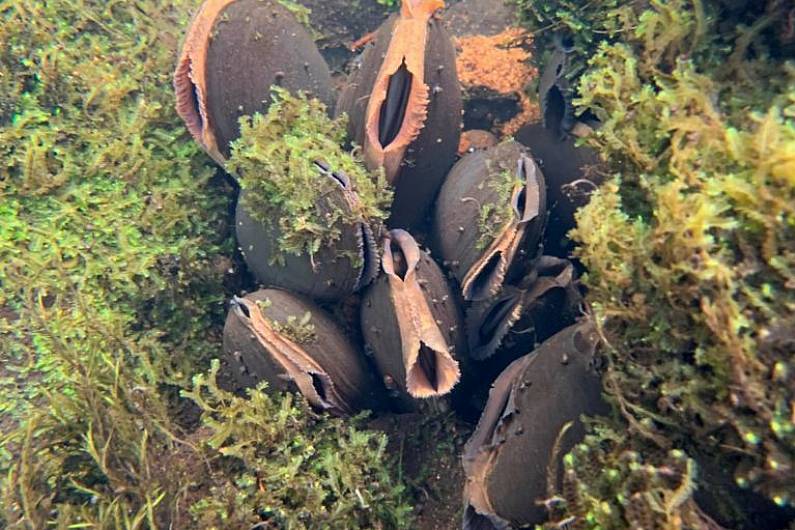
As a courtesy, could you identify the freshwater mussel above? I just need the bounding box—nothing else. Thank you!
[466,255,581,361]
[432,140,546,302]
[223,289,382,416]
[462,320,608,529]
[236,158,380,302]
[517,122,603,259]
[361,229,465,407]
[175,0,335,165]
[337,0,463,228]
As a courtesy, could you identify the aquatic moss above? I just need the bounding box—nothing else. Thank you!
[0,1,410,528]
[0,0,231,525]
[184,361,412,529]
[477,163,521,251]
[543,423,708,529]
[258,297,319,344]
[514,0,795,525]
[229,88,391,265]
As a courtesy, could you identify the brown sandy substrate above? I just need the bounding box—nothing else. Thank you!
[369,412,472,530]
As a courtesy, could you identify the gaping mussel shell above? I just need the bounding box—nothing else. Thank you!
[175,0,335,165]
[462,321,608,530]
[432,140,547,302]
[337,0,463,229]
[223,289,381,416]
[236,162,379,302]
[537,41,574,140]
[466,256,582,361]
[361,229,465,405]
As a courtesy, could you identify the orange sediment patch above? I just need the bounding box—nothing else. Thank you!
[458,129,498,154]
[455,27,540,136]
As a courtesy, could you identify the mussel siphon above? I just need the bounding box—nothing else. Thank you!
[361,229,465,405]
[337,0,462,228]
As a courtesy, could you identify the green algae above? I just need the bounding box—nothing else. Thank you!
[477,167,521,251]
[0,1,411,528]
[184,361,412,530]
[229,88,391,266]
[514,0,795,526]
[258,297,319,344]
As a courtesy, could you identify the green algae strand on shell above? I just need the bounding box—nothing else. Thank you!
[462,320,608,529]
[432,140,547,302]
[230,91,388,302]
[336,0,463,229]
[360,229,466,407]
[174,0,335,164]
[223,289,382,416]
[235,181,379,302]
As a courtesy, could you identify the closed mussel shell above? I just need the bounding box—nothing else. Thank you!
[223,289,381,416]
[175,0,335,164]
[361,229,465,406]
[236,165,379,302]
[337,0,462,229]
[462,321,608,529]
[516,122,603,259]
[466,256,581,361]
[433,140,547,302]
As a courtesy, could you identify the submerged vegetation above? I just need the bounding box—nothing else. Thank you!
[0,0,410,528]
[515,0,795,527]
[230,89,391,264]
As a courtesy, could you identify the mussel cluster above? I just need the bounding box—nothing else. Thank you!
[174,1,606,528]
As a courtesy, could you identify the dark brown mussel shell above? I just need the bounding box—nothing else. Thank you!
[516,122,603,259]
[462,321,608,529]
[432,140,547,302]
[537,42,574,140]
[223,289,381,416]
[466,256,581,361]
[236,164,379,302]
[174,0,335,164]
[336,0,462,229]
[361,229,465,406]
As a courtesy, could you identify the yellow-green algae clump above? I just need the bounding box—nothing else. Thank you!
[514,0,795,528]
[230,88,391,265]
[0,1,411,528]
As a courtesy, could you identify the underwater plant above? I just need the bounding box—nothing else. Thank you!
[230,89,389,301]
[514,0,795,526]
[0,0,413,528]
[184,361,412,529]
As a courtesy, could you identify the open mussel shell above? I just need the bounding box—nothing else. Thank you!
[235,166,379,302]
[537,41,574,140]
[462,320,608,529]
[517,122,603,259]
[337,0,462,229]
[223,289,382,416]
[432,140,547,302]
[467,256,581,361]
[361,229,465,406]
[175,0,335,164]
